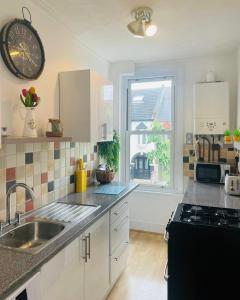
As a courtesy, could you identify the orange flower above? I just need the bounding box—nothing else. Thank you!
[29,87,35,95]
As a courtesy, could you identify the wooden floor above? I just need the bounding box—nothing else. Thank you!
[107,230,167,300]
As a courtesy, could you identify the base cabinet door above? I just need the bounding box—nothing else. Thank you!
[5,272,41,300]
[111,240,129,285]
[84,214,110,300]
[110,198,130,287]
[40,237,84,300]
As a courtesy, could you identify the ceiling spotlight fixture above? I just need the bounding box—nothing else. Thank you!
[127,7,157,38]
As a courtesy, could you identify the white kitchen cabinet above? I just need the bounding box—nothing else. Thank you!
[40,237,84,300]
[83,213,110,300]
[40,213,110,300]
[110,198,129,287]
[5,272,41,300]
[59,69,113,143]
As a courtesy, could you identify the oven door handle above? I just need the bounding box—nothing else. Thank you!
[164,230,169,241]
[164,261,169,281]
[164,210,175,242]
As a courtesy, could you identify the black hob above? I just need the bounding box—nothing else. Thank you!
[179,203,240,228]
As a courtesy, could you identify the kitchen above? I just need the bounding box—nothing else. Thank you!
[0,1,240,300]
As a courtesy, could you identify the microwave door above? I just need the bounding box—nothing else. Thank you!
[196,164,221,183]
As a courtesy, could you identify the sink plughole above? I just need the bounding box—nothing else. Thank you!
[0,221,65,254]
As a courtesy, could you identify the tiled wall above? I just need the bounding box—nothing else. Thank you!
[183,143,237,177]
[0,141,98,220]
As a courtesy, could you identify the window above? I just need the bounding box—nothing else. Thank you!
[125,77,175,190]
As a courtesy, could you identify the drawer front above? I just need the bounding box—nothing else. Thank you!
[111,210,129,254]
[110,199,129,224]
[110,240,129,286]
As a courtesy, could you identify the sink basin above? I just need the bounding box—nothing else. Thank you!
[0,221,65,253]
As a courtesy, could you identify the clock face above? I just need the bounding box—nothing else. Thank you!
[0,19,45,80]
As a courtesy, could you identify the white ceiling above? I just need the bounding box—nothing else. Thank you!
[36,0,240,62]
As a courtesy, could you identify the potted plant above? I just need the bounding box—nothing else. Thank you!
[96,130,120,184]
[233,129,240,142]
[224,129,232,143]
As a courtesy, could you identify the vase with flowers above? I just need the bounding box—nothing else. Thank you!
[20,87,40,137]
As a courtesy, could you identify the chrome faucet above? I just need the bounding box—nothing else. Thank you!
[6,183,35,225]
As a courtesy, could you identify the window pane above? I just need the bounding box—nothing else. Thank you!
[129,133,171,187]
[130,79,172,131]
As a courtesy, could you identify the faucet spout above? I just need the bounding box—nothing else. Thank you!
[6,183,35,225]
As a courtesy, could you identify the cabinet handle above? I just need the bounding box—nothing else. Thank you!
[87,233,91,259]
[113,202,128,216]
[164,262,169,281]
[101,123,107,140]
[82,236,88,263]
[113,241,128,262]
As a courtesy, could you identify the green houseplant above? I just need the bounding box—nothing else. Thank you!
[224,129,232,143]
[233,129,240,142]
[96,130,120,183]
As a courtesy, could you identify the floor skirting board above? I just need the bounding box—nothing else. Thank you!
[130,220,166,234]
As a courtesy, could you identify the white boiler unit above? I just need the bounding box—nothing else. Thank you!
[193,82,229,135]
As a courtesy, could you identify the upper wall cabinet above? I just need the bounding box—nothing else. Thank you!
[59,69,113,143]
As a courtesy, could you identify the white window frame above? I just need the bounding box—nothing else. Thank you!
[120,68,184,194]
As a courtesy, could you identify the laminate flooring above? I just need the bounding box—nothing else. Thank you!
[107,230,167,300]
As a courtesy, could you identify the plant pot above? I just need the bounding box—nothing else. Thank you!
[224,136,232,143]
[23,107,37,137]
[234,136,240,142]
[96,170,115,184]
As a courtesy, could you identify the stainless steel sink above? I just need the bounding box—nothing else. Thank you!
[0,221,65,253]
[0,202,101,254]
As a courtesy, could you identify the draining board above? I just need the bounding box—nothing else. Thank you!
[27,202,100,223]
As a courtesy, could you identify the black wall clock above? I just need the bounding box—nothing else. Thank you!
[0,8,45,80]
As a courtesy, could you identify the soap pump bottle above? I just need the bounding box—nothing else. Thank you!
[75,159,87,192]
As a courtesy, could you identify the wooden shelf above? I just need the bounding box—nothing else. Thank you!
[2,136,72,144]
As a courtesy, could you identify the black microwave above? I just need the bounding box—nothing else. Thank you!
[194,162,230,183]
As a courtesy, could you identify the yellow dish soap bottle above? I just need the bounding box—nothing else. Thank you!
[75,159,87,192]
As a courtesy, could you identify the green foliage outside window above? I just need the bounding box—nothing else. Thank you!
[146,121,171,183]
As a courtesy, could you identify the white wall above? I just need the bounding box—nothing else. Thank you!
[237,47,240,127]
[127,190,182,233]
[110,51,238,233]
[0,1,109,136]
[135,52,238,134]
[111,51,237,135]
[183,52,238,132]
[109,61,135,133]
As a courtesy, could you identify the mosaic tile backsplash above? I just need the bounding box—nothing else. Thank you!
[0,141,98,220]
[183,143,237,177]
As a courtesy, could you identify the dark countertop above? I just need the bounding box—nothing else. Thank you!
[0,183,137,300]
[183,179,240,209]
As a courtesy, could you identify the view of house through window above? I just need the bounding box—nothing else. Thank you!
[127,77,174,188]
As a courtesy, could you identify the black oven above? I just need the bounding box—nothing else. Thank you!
[166,203,240,300]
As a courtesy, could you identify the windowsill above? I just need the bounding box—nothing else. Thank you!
[134,184,183,195]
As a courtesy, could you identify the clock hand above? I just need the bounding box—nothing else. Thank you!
[24,52,37,67]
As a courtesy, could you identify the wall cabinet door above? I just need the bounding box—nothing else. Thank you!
[40,237,84,300]
[59,69,113,143]
[84,213,110,300]
[96,74,113,142]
